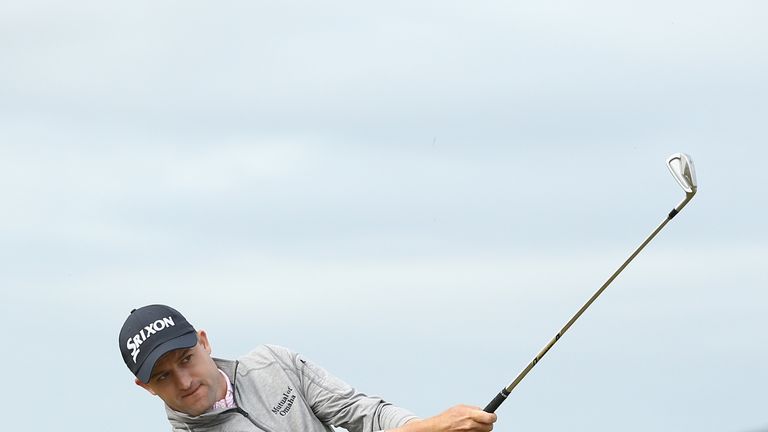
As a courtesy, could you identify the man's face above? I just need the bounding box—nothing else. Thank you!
[135,330,225,416]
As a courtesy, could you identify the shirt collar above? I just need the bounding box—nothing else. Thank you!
[208,369,236,412]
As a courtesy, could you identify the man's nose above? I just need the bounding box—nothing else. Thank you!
[176,369,193,390]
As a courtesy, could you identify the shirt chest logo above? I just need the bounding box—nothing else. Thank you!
[271,386,296,416]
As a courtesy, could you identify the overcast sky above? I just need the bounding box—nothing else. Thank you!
[1,1,766,431]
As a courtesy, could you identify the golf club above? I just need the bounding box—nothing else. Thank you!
[484,153,698,413]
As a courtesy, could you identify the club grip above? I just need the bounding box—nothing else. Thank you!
[483,388,510,413]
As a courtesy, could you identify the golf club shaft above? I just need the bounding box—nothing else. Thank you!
[484,195,694,413]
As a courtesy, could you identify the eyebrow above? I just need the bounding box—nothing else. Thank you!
[150,348,193,381]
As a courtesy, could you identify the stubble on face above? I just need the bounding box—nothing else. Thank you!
[138,331,226,416]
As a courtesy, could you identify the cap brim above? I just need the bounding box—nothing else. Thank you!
[135,331,198,384]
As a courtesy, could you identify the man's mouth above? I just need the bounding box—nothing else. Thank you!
[182,384,202,399]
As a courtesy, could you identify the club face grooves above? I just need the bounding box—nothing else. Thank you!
[667,152,697,194]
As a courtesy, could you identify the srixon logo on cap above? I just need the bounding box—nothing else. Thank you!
[126,316,176,363]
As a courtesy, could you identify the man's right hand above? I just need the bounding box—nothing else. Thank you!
[393,404,497,432]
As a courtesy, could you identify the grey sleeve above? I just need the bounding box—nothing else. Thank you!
[278,348,418,432]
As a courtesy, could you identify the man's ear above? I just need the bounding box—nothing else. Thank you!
[135,378,157,396]
[198,330,212,355]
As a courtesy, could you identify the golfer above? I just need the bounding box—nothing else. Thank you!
[119,304,497,432]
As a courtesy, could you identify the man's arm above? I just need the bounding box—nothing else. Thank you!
[270,346,496,432]
[388,405,496,432]
[274,347,418,431]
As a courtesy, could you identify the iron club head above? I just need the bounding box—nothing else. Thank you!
[667,153,697,195]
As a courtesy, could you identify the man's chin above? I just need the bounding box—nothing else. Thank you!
[170,396,215,417]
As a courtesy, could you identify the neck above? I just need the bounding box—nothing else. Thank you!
[216,369,229,401]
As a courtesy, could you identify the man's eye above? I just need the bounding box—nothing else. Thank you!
[156,373,168,382]
[181,354,193,364]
